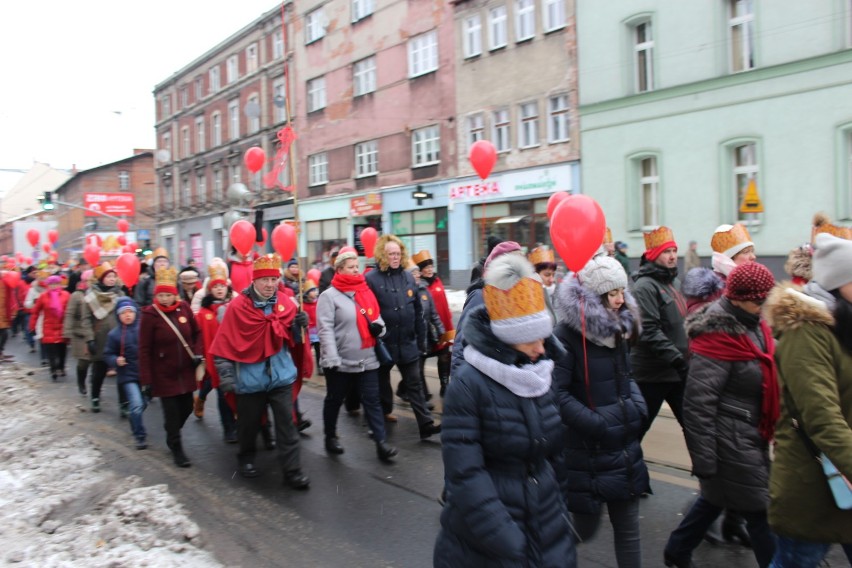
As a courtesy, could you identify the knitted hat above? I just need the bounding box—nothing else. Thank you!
[412,250,433,269]
[334,250,359,269]
[711,224,754,258]
[484,241,522,269]
[406,260,419,273]
[116,297,138,315]
[94,262,116,282]
[179,269,199,284]
[45,275,62,286]
[643,226,677,261]
[287,259,299,268]
[80,269,94,290]
[578,255,628,295]
[154,267,178,295]
[253,254,282,280]
[484,254,553,344]
[724,262,775,302]
[812,233,852,291]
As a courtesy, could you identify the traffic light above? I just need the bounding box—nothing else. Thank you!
[41,192,54,211]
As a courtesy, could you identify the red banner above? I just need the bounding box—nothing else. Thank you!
[83,193,135,217]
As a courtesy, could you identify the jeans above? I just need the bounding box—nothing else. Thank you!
[666,495,775,568]
[573,499,641,568]
[237,385,300,474]
[378,359,434,428]
[160,392,193,451]
[637,380,685,439]
[121,381,148,442]
[770,536,852,567]
[324,368,386,443]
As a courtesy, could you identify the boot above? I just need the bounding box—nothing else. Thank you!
[439,375,449,398]
[296,412,312,432]
[260,423,276,450]
[376,441,398,462]
[170,442,191,468]
[721,511,751,547]
[283,469,310,490]
[419,422,441,440]
[193,394,205,419]
[77,369,87,396]
[325,437,344,455]
[91,398,100,413]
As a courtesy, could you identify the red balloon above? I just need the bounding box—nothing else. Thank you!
[122,244,134,253]
[26,229,39,247]
[307,268,321,284]
[24,256,32,265]
[359,227,378,258]
[256,227,268,248]
[117,219,130,233]
[47,230,59,244]
[550,195,607,273]
[271,223,297,262]
[547,191,571,219]
[230,219,256,256]
[116,253,141,288]
[83,244,100,267]
[244,146,266,174]
[469,140,497,180]
[117,235,127,246]
[2,271,20,288]
[42,244,51,254]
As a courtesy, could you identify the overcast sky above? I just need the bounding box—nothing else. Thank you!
[0,1,279,172]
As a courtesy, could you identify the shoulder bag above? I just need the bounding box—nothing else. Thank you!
[154,306,206,382]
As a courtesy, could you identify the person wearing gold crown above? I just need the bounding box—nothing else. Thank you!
[135,248,170,307]
[412,249,455,397]
[529,245,558,304]
[139,266,202,467]
[630,226,689,438]
[211,254,311,489]
[79,262,126,414]
[301,278,321,374]
[434,253,576,567]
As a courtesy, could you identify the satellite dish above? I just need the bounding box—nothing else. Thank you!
[156,149,171,163]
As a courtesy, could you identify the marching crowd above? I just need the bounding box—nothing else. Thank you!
[0,213,850,567]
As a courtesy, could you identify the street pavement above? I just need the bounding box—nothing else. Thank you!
[10,337,849,567]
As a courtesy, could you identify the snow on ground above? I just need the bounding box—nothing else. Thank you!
[445,289,466,314]
[0,365,222,567]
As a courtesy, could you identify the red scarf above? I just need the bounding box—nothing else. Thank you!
[209,291,296,363]
[332,272,380,348]
[154,298,180,312]
[689,320,779,441]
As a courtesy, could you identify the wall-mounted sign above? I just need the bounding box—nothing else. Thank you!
[448,165,573,203]
[83,193,135,217]
[350,193,383,217]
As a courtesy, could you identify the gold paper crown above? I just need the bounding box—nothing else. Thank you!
[484,278,546,322]
[152,247,169,259]
[94,262,114,281]
[813,221,851,240]
[711,224,752,254]
[155,267,178,287]
[36,270,49,281]
[302,278,318,293]
[207,263,229,284]
[411,250,433,266]
[253,253,282,274]
[643,226,675,250]
[528,246,555,266]
[603,227,613,245]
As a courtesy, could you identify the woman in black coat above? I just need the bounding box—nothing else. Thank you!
[553,255,649,568]
[434,254,576,568]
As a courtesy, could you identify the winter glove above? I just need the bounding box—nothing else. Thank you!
[86,340,97,356]
[368,321,384,337]
[294,311,309,329]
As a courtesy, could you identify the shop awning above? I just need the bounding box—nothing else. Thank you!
[494,215,529,224]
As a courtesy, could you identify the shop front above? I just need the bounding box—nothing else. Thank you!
[157,213,222,269]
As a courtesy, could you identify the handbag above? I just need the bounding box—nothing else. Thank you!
[784,387,852,510]
[346,294,393,366]
[154,306,206,382]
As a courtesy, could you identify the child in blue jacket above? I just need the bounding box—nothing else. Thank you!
[104,298,147,449]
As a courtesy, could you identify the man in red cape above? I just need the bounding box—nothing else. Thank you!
[211,254,310,489]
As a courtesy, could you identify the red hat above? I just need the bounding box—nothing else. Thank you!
[725,262,775,303]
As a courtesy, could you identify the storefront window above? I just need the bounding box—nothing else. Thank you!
[392,207,449,280]
[306,218,346,269]
[470,198,551,262]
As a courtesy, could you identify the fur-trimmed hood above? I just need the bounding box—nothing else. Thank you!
[682,267,724,301]
[764,281,835,334]
[554,276,640,347]
[685,297,757,338]
[463,304,565,365]
[372,234,409,272]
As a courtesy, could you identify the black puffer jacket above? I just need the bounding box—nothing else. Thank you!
[684,297,772,511]
[366,266,425,365]
[630,259,688,383]
[434,306,576,568]
[553,278,650,514]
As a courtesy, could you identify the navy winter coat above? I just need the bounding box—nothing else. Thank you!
[365,266,425,365]
[553,279,650,514]
[434,306,576,568]
[103,313,140,386]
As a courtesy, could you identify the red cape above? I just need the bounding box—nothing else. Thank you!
[426,276,456,348]
[209,291,295,363]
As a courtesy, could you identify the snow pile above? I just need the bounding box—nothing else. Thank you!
[445,289,467,314]
[0,367,222,567]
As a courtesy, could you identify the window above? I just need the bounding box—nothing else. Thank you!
[246,43,258,73]
[181,126,191,158]
[467,113,485,147]
[353,56,376,96]
[194,76,204,100]
[163,182,174,208]
[209,66,220,94]
[195,116,205,152]
[197,173,207,204]
[732,142,759,222]
[161,94,171,118]
[118,170,130,190]
[211,113,222,146]
[408,30,438,77]
[247,94,261,133]
[412,125,440,166]
[518,101,539,148]
[489,6,508,49]
[352,0,374,22]
[231,164,242,182]
[306,8,325,43]
[227,55,239,84]
[181,175,191,207]
[543,0,565,32]
[463,14,482,58]
[548,95,569,143]
[273,78,288,122]
[493,108,511,152]
[273,29,285,59]
[515,0,535,42]
[309,153,328,186]
[355,140,378,177]
[180,87,188,109]
[307,77,326,112]
[729,0,754,72]
[213,168,224,201]
[634,21,654,92]
[162,132,171,158]
[640,157,660,229]
[228,100,240,140]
